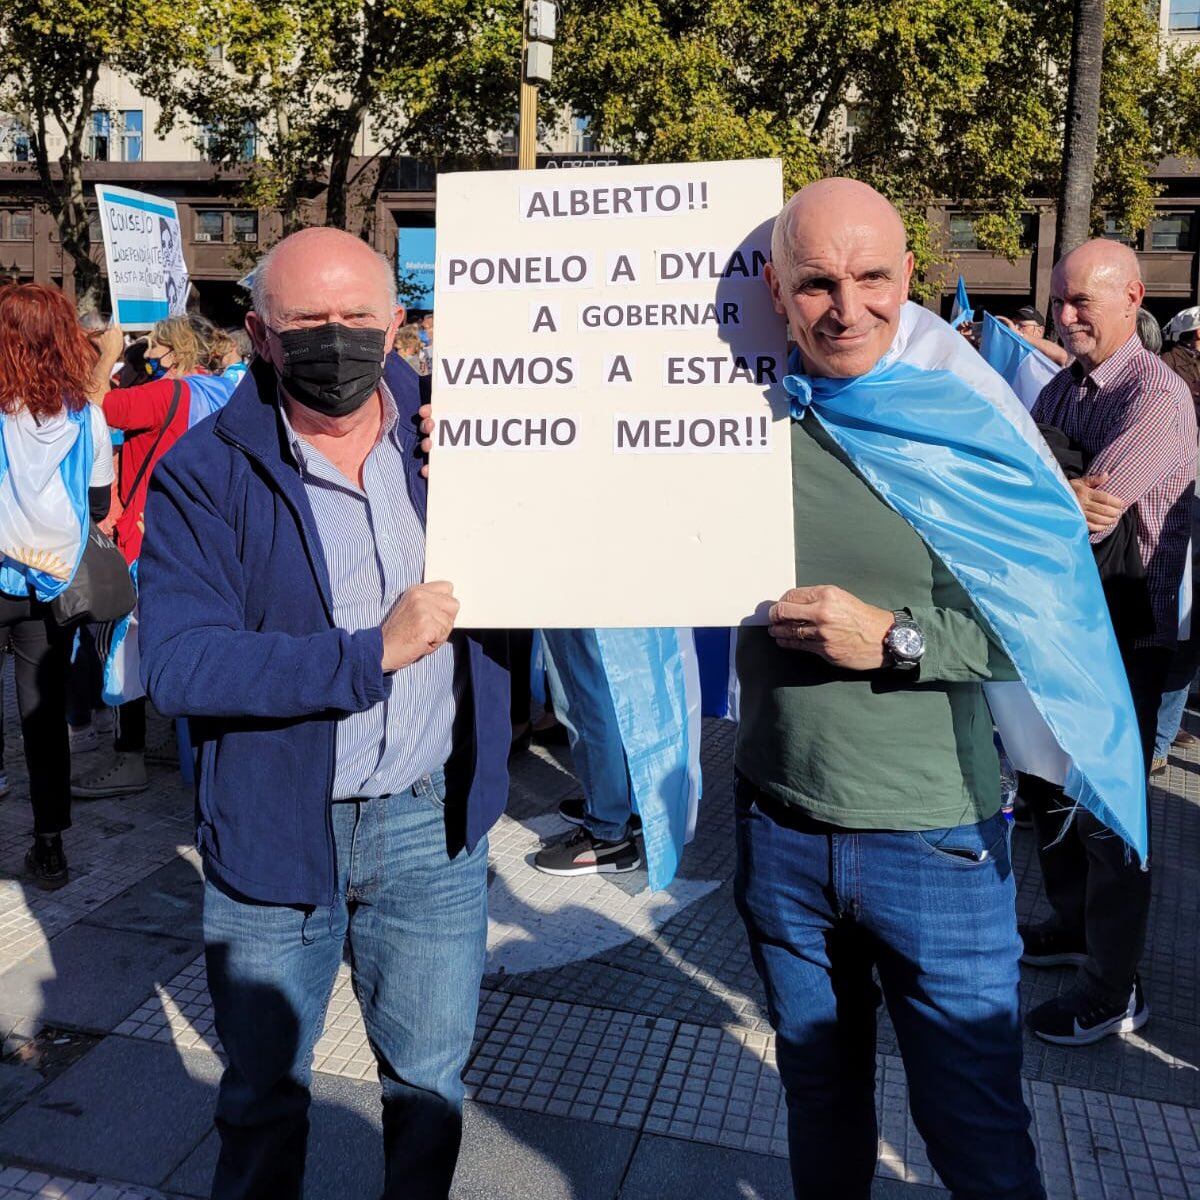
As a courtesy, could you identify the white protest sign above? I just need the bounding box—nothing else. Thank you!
[94,185,190,330]
[424,159,795,628]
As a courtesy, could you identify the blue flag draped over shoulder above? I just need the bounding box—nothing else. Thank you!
[782,302,1147,860]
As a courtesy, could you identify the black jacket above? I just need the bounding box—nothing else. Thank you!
[1038,423,1153,646]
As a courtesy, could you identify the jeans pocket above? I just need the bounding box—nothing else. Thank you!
[418,768,447,811]
[917,813,1008,867]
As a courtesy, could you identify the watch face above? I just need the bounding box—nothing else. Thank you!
[889,624,925,660]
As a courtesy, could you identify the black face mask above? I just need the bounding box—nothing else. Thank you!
[273,322,387,418]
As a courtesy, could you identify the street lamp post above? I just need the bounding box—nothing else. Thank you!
[518,1,557,170]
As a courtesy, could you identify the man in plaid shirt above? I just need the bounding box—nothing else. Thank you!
[1022,239,1196,1046]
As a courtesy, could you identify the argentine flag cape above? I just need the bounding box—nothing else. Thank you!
[0,407,92,600]
[782,302,1147,861]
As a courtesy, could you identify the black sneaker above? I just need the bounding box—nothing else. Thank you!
[533,827,641,876]
[558,797,642,833]
[25,836,68,890]
[1026,980,1148,1046]
[1019,923,1087,967]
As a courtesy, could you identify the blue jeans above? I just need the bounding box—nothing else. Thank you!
[204,770,488,1200]
[1153,635,1200,759]
[734,778,1043,1200]
[540,629,633,840]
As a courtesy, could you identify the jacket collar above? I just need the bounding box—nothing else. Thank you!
[212,351,427,617]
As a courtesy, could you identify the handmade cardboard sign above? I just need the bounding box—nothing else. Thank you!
[424,158,795,627]
[95,185,189,330]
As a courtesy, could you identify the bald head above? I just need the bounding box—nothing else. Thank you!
[771,179,908,287]
[1050,237,1144,371]
[251,227,397,326]
[766,178,914,378]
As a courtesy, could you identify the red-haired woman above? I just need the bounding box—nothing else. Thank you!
[0,284,114,887]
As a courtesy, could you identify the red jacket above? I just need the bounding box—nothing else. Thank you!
[103,377,192,562]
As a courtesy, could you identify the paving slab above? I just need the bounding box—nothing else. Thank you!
[81,859,204,943]
[452,1100,637,1200]
[167,1069,383,1199]
[0,925,196,1032]
[0,1038,219,1187]
[617,1133,792,1199]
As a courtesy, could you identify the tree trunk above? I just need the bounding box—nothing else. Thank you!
[1055,0,1106,259]
[325,106,367,231]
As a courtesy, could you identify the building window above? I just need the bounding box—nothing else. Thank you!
[948,214,980,251]
[87,208,102,243]
[5,121,31,162]
[194,210,226,242]
[1149,211,1195,251]
[201,121,258,162]
[0,209,33,240]
[87,112,110,161]
[1169,1,1200,31]
[232,211,258,243]
[121,111,143,163]
[571,116,596,154]
[87,111,142,161]
[1102,215,1140,248]
[842,105,863,157]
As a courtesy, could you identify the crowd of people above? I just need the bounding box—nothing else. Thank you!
[0,180,1197,1200]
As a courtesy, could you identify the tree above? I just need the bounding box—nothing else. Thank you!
[550,0,1200,290]
[0,0,198,312]
[147,0,521,238]
[1056,0,1106,257]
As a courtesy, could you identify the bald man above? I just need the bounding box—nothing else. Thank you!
[736,179,1044,1199]
[1021,240,1195,1046]
[138,227,511,1198]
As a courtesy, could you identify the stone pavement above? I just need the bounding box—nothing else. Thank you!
[0,660,1196,1198]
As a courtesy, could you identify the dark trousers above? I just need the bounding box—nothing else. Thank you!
[0,593,71,835]
[65,626,102,728]
[1021,645,1169,1003]
[114,696,146,753]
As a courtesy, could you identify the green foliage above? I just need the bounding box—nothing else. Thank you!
[145,0,522,232]
[0,0,202,309]
[549,0,1200,292]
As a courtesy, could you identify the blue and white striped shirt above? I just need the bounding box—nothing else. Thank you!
[281,382,456,799]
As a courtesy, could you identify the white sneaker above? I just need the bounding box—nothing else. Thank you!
[71,752,148,799]
[93,707,115,737]
[69,725,101,754]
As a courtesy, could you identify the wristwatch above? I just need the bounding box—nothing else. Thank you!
[883,610,926,671]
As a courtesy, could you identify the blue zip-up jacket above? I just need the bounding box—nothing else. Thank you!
[138,354,510,907]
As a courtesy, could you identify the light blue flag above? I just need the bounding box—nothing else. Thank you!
[979,313,1060,411]
[950,274,974,329]
[543,627,702,890]
[782,303,1147,860]
[594,628,702,890]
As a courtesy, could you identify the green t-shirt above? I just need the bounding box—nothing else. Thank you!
[734,413,1019,830]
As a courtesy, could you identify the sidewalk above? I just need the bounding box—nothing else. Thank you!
[0,671,1196,1198]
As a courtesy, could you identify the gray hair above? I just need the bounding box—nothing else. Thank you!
[250,234,398,323]
[1135,307,1162,354]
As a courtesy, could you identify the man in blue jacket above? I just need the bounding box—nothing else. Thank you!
[138,227,509,1199]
